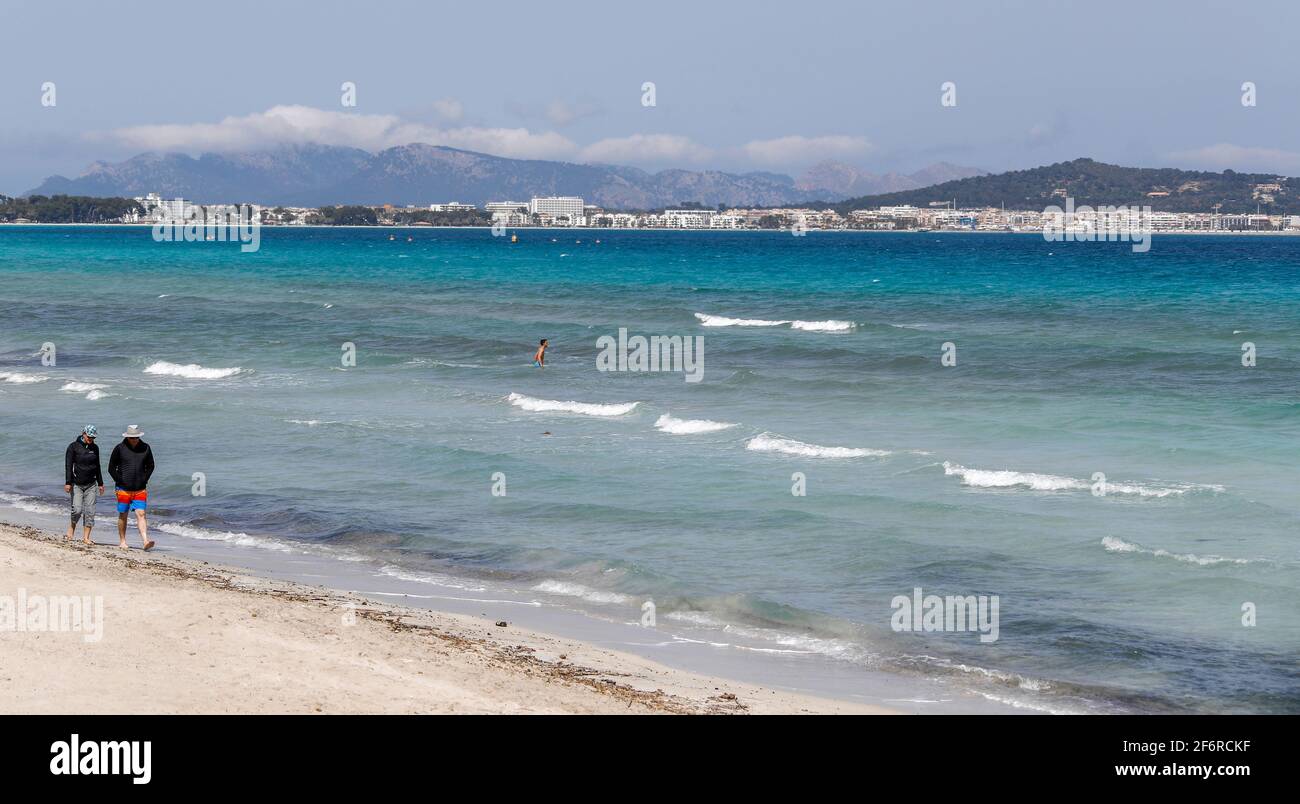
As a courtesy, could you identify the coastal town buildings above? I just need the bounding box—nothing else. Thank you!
[77,191,1300,234]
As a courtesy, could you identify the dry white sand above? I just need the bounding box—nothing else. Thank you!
[0,523,892,714]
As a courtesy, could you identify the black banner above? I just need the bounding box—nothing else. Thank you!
[1,714,1286,790]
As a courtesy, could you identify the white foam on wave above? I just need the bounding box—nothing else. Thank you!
[654,414,737,435]
[0,371,49,384]
[0,492,60,515]
[971,690,1087,715]
[155,522,370,562]
[943,461,1087,492]
[898,655,1093,713]
[1101,535,1251,566]
[143,361,242,380]
[694,313,790,327]
[790,319,856,332]
[747,432,890,458]
[664,610,870,662]
[532,580,633,605]
[695,312,856,332]
[60,381,113,400]
[378,565,487,592]
[157,522,299,553]
[507,392,639,417]
[942,462,1215,497]
[407,359,483,368]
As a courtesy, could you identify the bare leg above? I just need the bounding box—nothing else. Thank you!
[82,526,94,545]
[118,512,129,550]
[136,510,154,550]
[65,485,74,541]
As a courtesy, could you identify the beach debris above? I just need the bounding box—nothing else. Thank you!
[495,620,508,627]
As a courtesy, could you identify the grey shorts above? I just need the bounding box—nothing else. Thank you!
[70,483,97,528]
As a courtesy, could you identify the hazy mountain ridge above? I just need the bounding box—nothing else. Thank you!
[27,144,977,210]
[28,144,840,209]
[795,161,987,198]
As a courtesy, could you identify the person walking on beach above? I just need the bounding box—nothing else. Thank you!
[64,425,105,545]
[533,338,549,368]
[108,425,156,551]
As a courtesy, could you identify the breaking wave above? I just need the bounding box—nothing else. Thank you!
[747,432,890,458]
[507,393,639,417]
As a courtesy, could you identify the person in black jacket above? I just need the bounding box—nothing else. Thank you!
[108,425,156,551]
[64,425,105,544]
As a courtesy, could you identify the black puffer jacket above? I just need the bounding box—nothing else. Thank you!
[108,440,155,492]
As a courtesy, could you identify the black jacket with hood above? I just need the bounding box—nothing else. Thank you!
[65,436,104,487]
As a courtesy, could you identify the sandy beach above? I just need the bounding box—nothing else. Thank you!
[0,523,890,715]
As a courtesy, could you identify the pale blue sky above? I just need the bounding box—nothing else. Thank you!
[2,0,1299,194]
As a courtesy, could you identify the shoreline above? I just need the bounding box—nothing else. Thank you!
[0,521,893,714]
[0,489,1026,714]
[1,222,1297,235]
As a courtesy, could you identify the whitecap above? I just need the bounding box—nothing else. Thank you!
[747,432,890,458]
[694,313,790,327]
[507,392,638,417]
[942,461,1212,497]
[790,319,856,332]
[943,461,1088,492]
[1100,535,1251,566]
[60,382,108,393]
[654,414,737,435]
[143,361,242,380]
[694,312,855,332]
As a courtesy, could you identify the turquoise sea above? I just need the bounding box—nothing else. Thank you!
[1,226,1297,713]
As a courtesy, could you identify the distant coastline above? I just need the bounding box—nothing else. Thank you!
[3,222,1298,236]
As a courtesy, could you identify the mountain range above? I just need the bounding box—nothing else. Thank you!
[25,144,981,210]
[795,161,986,198]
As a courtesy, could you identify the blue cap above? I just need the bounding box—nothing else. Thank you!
[82,425,98,437]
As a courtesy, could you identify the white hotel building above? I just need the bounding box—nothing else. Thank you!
[529,196,585,224]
